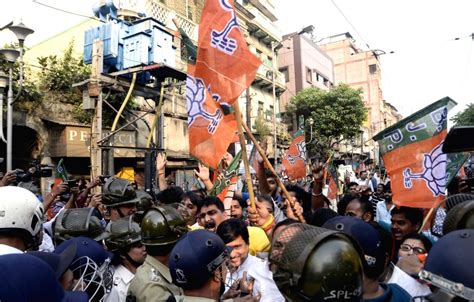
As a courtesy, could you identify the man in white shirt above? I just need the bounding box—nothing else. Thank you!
[356,170,370,187]
[0,186,44,255]
[217,218,284,302]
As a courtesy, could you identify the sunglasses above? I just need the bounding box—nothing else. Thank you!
[400,243,426,255]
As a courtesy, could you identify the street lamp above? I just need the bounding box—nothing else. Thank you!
[0,21,34,171]
[271,24,314,166]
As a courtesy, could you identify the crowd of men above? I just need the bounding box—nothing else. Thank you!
[0,153,473,302]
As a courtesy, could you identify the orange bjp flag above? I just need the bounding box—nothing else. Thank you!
[282,129,307,180]
[373,97,457,208]
[193,0,261,106]
[186,0,261,169]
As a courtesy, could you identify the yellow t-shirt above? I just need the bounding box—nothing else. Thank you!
[247,226,271,256]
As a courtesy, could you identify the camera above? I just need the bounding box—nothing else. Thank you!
[14,160,53,183]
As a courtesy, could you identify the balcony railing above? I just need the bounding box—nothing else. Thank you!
[255,64,285,88]
[145,0,198,41]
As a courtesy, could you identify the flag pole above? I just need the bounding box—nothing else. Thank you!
[232,104,256,209]
[242,122,306,223]
[418,206,436,234]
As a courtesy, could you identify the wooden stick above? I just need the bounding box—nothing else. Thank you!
[241,122,306,223]
[418,206,436,234]
[232,104,256,209]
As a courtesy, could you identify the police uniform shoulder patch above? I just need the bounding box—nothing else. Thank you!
[150,267,162,282]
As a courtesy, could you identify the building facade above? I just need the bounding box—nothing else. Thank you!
[14,0,283,188]
[319,32,402,159]
[278,32,334,130]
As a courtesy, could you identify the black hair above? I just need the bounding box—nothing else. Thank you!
[390,206,423,228]
[232,195,246,209]
[402,233,432,252]
[385,181,391,193]
[216,218,249,245]
[265,170,276,179]
[257,194,275,214]
[184,191,203,208]
[348,182,358,188]
[146,243,175,257]
[359,198,374,216]
[156,186,185,205]
[337,194,357,215]
[197,196,225,214]
[310,208,338,227]
[376,183,386,191]
[285,184,311,213]
[346,198,374,221]
[189,189,207,199]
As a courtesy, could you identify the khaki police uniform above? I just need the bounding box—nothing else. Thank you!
[127,255,183,301]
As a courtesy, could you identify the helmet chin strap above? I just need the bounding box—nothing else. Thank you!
[124,253,143,268]
[117,207,127,218]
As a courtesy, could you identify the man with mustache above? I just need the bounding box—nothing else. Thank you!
[197,197,270,256]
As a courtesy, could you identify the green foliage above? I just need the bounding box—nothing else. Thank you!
[37,41,90,105]
[451,103,474,126]
[286,84,367,159]
[254,113,271,138]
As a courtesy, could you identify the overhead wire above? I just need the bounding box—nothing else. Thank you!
[330,0,370,49]
[31,0,104,22]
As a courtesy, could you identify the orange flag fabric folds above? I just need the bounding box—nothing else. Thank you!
[187,0,261,168]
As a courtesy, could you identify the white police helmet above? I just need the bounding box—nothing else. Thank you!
[0,186,44,248]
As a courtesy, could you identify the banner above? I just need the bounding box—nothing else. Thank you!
[373,97,456,208]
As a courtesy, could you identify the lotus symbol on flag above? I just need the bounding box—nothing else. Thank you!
[403,143,446,196]
[186,76,223,134]
[211,0,239,55]
[287,140,307,165]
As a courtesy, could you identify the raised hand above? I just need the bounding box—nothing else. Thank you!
[194,163,210,182]
[312,161,324,181]
[156,152,167,174]
[247,199,271,227]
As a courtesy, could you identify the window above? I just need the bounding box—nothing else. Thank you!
[306,67,312,83]
[280,67,289,82]
[187,6,193,20]
[258,101,264,116]
[369,64,377,74]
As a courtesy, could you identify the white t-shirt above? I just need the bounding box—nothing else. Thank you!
[0,243,23,255]
[388,264,431,297]
[225,254,284,302]
[104,264,135,302]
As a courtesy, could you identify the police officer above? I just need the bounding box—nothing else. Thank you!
[102,177,139,222]
[270,224,364,301]
[418,229,474,302]
[0,186,44,254]
[127,206,188,301]
[169,230,231,301]
[134,190,155,224]
[104,216,146,302]
[53,207,108,245]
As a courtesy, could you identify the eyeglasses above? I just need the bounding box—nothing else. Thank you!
[399,244,427,255]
